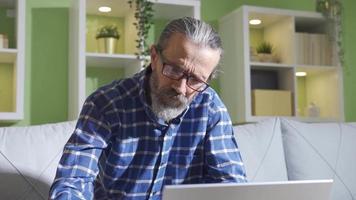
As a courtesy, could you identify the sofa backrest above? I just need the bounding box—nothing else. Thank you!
[2,117,355,200]
[0,121,76,200]
[281,118,356,200]
[233,117,288,182]
[234,117,356,200]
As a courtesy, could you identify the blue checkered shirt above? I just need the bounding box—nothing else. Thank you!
[49,67,246,200]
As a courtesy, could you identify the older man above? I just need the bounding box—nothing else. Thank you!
[50,17,246,200]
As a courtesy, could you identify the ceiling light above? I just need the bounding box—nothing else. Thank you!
[99,6,111,13]
[296,72,307,77]
[249,19,261,25]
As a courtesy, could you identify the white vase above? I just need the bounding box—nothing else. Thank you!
[97,37,118,54]
[257,53,274,62]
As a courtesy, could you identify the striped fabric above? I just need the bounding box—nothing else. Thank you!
[49,67,246,200]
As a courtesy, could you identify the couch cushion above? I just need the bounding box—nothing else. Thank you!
[234,117,288,182]
[0,121,76,200]
[281,118,356,200]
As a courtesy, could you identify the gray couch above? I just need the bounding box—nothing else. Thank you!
[0,118,355,199]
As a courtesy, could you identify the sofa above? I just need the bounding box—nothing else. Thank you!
[0,118,355,199]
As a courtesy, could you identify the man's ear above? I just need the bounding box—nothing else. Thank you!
[150,45,159,70]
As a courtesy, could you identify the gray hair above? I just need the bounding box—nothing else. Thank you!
[156,17,222,79]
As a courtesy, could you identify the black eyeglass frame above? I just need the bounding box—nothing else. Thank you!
[156,47,210,92]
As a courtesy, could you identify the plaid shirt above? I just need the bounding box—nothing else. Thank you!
[50,67,246,200]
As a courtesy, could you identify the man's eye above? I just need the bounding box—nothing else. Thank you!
[189,77,202,85]
[165,64,181,73]
[172,67,183,74]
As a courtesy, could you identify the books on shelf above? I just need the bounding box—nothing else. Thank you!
[295,32,335,66]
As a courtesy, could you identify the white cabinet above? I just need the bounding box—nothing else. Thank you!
[219,6,344,123]
[68,0,200,120]
[0,0,25,121]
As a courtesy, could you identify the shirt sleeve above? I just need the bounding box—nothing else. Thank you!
[203,97,247,183]
[49,100,111,200]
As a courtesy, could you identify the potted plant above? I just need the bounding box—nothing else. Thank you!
[256,41,275,62]
[128,0,154,66]
[96,25,120,54]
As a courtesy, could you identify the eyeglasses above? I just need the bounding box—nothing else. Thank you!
[158,52,209,92]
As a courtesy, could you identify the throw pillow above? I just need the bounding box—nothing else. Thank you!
[281,118,356,200]
[234,117,288,182]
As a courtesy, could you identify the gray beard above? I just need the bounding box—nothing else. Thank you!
[149,72,190,122]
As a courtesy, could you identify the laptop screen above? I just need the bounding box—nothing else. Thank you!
[162,179,333,200]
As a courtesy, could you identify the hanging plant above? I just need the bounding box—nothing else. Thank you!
[128,0,154,66]
[316,0,344,67]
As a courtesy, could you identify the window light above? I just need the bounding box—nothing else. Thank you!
[249,19,261,25]
[296,72,307,77]
[99,6,111,13]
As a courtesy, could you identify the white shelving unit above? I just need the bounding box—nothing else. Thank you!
[219,6,344,123]
[0,0,25,121]
[68,0,200,120]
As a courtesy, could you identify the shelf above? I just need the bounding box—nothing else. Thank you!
[295,16,326,33]
[296,64,339,69]
[219,5,344,123]
[86,0,131,17]
[0,0,25,121]
[84,0,200,19]
[0,112,22,121]
[86,53,141,68]
[296,66,342,120]
[251,68,294,90]
[68,0,200,120]
[250,62,294,68]
[0,48,17,63]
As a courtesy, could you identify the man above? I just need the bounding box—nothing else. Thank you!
[49,17,246,200]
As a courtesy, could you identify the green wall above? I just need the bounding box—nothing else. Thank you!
[30,8,69,125]
[202,0,314,22]
[341,0,356,122]
[1,0,355,126]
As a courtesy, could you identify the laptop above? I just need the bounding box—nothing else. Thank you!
[162,179,333,200]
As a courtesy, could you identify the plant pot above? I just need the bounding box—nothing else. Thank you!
[257,53,274,62]
[97,37,118,54]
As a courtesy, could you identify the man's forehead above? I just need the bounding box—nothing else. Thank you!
[160,33,220,77]
[164,34,219,61]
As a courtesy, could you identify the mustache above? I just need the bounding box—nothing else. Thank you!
[162,88,187,101]
[164,88,180,96]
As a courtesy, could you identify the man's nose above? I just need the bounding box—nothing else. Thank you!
[172,77,188,95]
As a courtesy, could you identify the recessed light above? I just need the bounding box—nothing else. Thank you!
[99,6,111,13]
[296,72,307,77]
[249,19,261,25]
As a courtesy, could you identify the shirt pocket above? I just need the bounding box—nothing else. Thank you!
[167,153,203,184]
[107,137,140,173]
